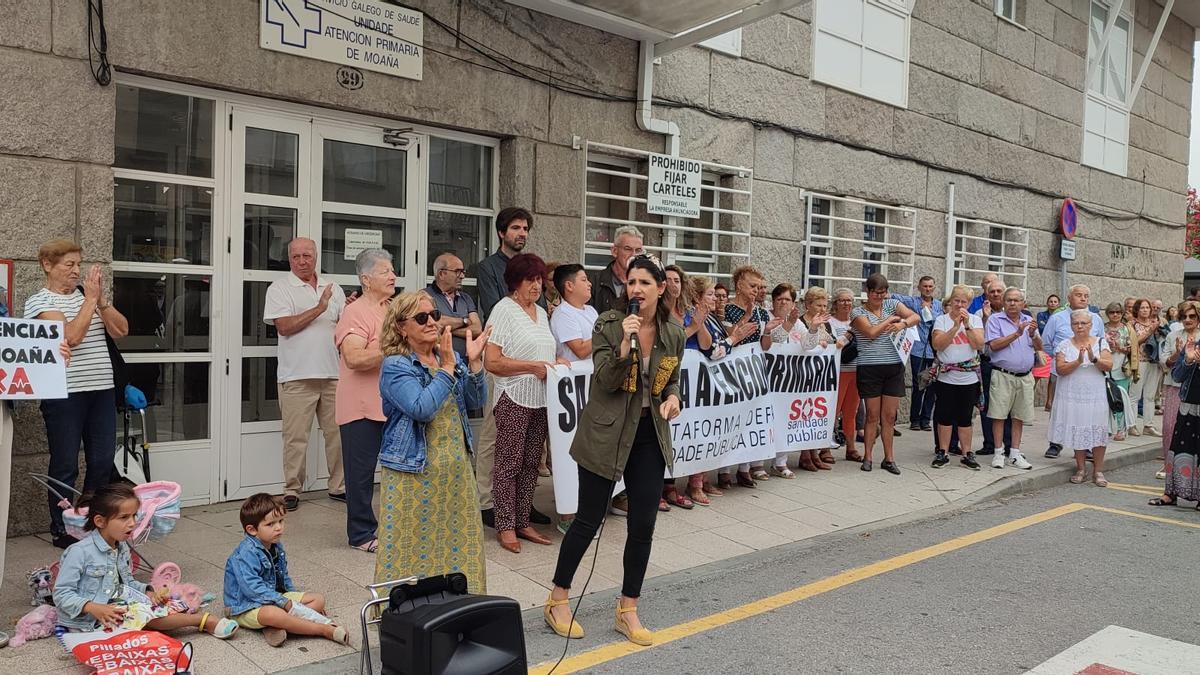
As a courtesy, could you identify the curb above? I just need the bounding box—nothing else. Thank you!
[958,439,1164,506]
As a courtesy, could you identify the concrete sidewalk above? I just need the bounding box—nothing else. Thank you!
[0,415,1166,674]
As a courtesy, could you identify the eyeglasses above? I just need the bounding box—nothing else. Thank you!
[1185,313,1199,320]
[403,310,442,326]
[440,268,466,276]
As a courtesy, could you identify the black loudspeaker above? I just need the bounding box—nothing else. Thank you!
[379,574,526,675]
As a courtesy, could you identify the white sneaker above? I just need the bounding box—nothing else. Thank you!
[991,453,1005,469]
[1010,453,1033,470]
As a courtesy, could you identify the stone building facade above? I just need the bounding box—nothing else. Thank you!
[1,0,1195,534]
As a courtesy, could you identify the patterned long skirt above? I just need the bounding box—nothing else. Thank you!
[374,391,487,594]
[1164,407,1200,503]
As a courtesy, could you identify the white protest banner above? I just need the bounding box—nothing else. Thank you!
[545,343,838,514]
[892,326,919,363]
[0,318,67,400]
[646,153,702,218]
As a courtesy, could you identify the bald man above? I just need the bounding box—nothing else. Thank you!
[263,237,346,510]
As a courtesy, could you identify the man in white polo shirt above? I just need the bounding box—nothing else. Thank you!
[264,237,346,511]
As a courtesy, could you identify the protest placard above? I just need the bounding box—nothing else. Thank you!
[0,317,67,400]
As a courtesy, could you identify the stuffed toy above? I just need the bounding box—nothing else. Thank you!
[26,567,53,607]
[9,604,56,646]
[148,562,214,614]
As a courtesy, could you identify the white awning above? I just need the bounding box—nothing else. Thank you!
[504,0,806,56]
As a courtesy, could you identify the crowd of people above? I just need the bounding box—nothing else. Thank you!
[9,212,1200,649]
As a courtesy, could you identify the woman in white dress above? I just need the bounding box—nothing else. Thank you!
[1049,309,1114,486]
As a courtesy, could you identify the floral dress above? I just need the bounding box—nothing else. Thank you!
[374,366,486,593]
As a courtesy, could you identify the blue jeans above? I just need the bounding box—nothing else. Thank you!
[40,388,117,537]
[339,418,383,547]
[909,355,935,427]
[980,359,1013,451]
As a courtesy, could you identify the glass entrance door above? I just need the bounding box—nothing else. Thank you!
[222,106,419,500]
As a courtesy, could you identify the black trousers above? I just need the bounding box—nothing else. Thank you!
[553,414,665,598]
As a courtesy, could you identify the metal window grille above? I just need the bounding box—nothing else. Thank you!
[950,216,1030,292]
[580,140,753,279]
[803,192,916,297]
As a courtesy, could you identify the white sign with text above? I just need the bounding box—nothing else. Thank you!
[260,0,423,81]
[343,228,384,260]
[0,318,67,400]
[646,153,703,218]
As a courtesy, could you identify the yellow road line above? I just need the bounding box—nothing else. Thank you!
[529,503,1089,675]
[1107,482,1167,493]
[1105,484,1163,497]
[1085,504,1200,529]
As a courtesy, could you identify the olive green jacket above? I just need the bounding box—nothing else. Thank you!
[569,309,684,481]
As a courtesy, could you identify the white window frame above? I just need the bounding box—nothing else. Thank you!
[994,0,1027,29]
[811,0,912,108]
[424,138,499,289]
[802,192,916,298]
[1081,0,1133,176]
[579,140,753,280]
[950,216,1030,293]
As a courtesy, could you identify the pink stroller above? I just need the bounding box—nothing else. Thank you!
[30,474,182,575]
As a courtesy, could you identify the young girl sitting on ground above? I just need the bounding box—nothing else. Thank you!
[52,483,238,638]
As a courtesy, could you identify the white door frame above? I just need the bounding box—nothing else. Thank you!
[221,103,423,501]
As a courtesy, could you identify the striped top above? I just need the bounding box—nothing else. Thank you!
[24,288,113,393]
[850,299,903,366]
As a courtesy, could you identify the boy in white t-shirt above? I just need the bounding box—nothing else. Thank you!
[550,264,598,364]
[548,263,598,536]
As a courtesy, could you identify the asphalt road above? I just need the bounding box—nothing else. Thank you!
[289,460,1200,674]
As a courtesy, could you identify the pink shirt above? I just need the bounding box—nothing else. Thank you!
[334,297,388,425]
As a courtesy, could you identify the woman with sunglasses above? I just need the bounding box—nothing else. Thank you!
[375,291,492,592]
[484,253,569,553]
[1151,301,1200,494]
[544,254,683,646]
[850,273,919,475]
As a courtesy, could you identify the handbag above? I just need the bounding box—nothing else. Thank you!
[1104,374,1124,414]
[78,285,130,396]
[839,332,858,365]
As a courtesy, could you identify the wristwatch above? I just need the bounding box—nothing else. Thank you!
[461,316,468,328]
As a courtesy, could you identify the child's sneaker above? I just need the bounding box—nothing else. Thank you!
[264,627,287,647]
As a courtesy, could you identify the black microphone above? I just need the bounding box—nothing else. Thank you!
[627,298,641,353]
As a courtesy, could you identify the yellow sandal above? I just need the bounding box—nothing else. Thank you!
[543,595,584,639]
[615,603,653,646]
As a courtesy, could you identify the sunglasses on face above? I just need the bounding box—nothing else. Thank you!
[1185,313,1199,320]
[403,310,442,326]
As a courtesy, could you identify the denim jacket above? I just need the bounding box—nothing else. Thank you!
[379,351,487,473]
[53,531,149,631]
[222,534,296,616]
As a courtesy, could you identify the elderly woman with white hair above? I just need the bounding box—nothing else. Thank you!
[334,248,396,553]
[1048,308,1113,486]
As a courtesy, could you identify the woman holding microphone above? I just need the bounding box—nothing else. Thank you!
[543,254,684,647]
